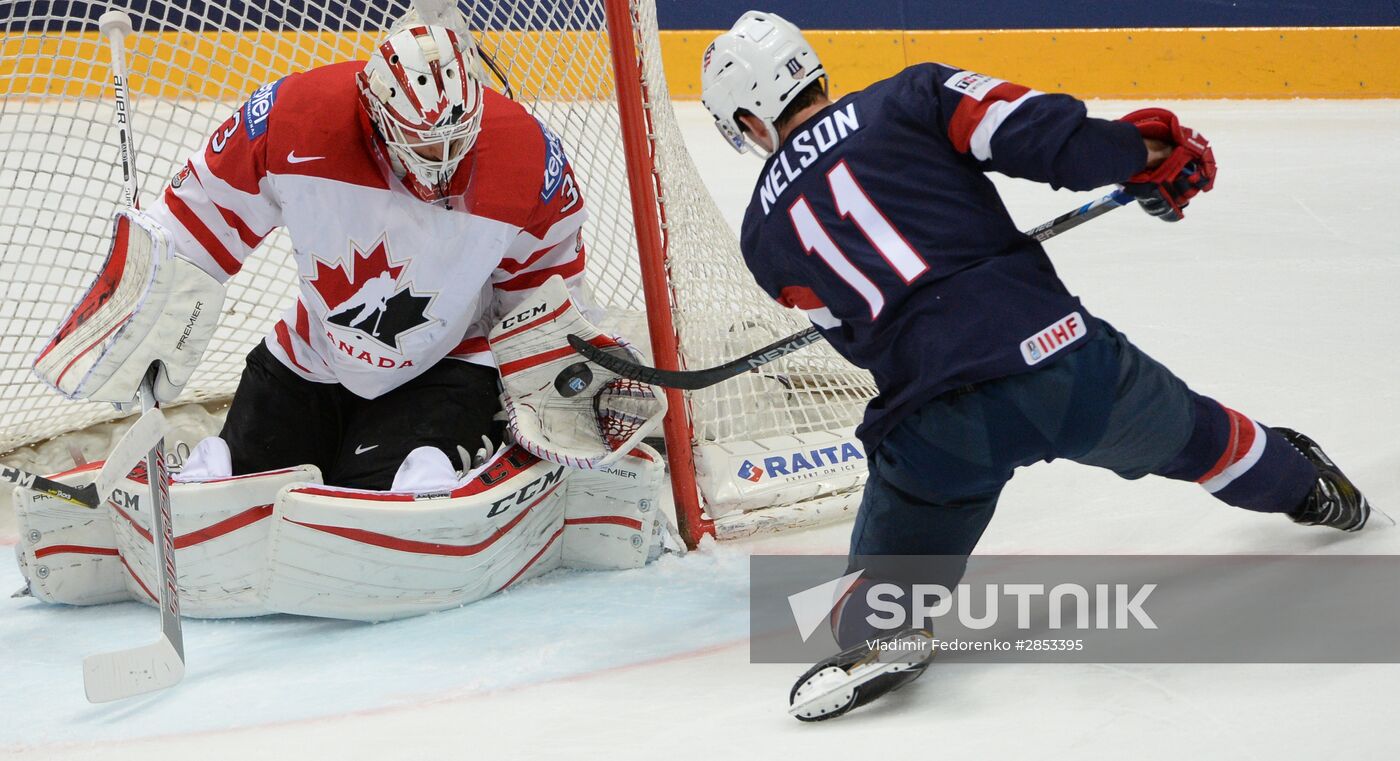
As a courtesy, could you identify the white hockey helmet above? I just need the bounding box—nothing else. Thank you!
[358,24,485,202]
[701,11,826,157]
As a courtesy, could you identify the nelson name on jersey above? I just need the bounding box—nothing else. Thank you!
[758,102,861,215]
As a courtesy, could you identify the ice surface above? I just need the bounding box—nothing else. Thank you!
[2,100,1399,760]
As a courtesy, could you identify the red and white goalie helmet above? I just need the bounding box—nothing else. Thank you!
[358,24,485,202]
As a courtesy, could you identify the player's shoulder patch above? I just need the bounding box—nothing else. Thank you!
[242,77,287,141]
[943,70,1006,102]
[537,119,568,203]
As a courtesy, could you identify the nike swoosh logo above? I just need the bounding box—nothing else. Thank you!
[355,444,379,455]
[287,152,324,164]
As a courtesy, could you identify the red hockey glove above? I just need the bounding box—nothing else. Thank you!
[1120,108,1216,222]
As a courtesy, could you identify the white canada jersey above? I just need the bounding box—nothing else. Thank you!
[143,61,590,399]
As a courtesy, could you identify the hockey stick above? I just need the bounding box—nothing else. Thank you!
[82,9,186,704]
[1,406,167,508]
[565,188,1134,391]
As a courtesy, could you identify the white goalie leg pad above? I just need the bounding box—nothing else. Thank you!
[489,275,666,470]
[562,442,674,570]
[109,464,321,618]
[13,462,131,606]
[32,209,225,405]
[262,445,570,621]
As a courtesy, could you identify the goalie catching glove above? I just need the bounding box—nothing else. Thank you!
[1120,108,1217,223]
[32,209,223,404]
[489,275,666,470]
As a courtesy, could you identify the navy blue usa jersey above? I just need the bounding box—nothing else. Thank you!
[740,63,1147,451]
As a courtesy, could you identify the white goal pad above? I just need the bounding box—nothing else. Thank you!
[262,444,669,621]
[13,461,131,606]
[14,445,667,621]
[14,462,319,615]
[107,465,321,618]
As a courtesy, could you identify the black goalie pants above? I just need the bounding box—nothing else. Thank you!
[220,341,503,490]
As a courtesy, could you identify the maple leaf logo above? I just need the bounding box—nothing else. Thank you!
[306,237,432,352]
[308,239,403,311]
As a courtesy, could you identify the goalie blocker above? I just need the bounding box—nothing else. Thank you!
[32,210,223,405]
[13,442,672,620]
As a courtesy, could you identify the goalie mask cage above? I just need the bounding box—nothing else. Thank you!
[0,0,877,547]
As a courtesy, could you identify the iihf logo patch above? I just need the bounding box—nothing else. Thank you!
[784,57,805,78]
[737,460,765,483]
[1020,312,1085,366]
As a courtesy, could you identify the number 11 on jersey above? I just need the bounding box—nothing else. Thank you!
[787,160,929,319]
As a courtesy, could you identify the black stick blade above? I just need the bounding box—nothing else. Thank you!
[565,328,826,391]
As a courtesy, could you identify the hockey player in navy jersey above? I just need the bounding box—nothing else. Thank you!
[701,11,1375,720]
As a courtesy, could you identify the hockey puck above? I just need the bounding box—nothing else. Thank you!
[554,361,594,398]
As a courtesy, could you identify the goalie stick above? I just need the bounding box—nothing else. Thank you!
[1,405,167,508]
[82,9,186,704]
[565,188,1133,391]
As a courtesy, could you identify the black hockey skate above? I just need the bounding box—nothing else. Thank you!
[1273,428,1371,531]
[788,628,934,722]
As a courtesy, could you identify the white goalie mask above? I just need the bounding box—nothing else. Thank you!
[358,24,485,202]
[701,11,826,157]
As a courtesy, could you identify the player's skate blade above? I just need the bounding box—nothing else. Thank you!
[788,628,933,722]
[1273,428,1373,531]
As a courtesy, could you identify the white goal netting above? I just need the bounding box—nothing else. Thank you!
[0,1,876,530]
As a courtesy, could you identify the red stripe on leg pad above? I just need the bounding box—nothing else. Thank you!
[34,544,120,559]
[564,515,644,531]
[283,482,563,556]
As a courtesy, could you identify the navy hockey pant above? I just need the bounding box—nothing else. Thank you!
[837,320,1319,644]
[849,319,1317,560]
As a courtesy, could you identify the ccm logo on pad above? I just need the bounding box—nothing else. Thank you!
[1021,312,1086,366]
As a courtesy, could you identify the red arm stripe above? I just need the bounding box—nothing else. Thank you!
[163,186,243,276]
[947,82,1031,155]
[215,202,267,250]
[494,255,586,293]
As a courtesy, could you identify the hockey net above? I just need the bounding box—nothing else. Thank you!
[0,0,876,544]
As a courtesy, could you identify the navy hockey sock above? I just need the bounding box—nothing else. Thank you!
[1155,393,1316,513]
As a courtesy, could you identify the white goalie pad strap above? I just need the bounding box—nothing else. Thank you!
[262,445,570,621]
[14,462,129,606]
[489,275,666,470]
[32,209,225,405]
[109,465,321,618]
[561,442,672,570]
